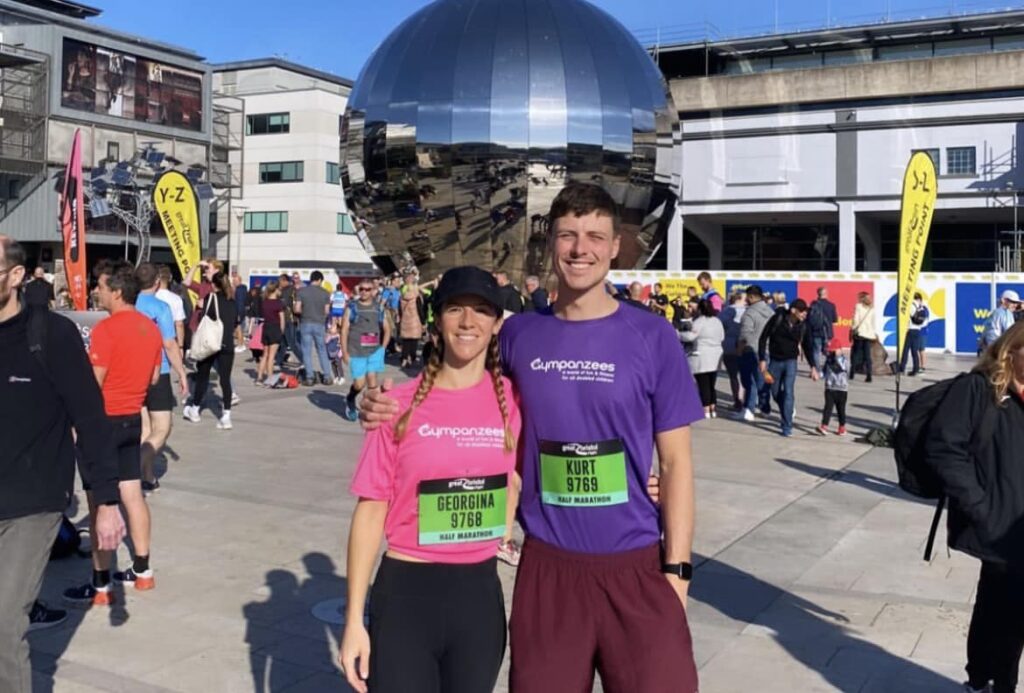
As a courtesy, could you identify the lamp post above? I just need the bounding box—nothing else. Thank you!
[233,204,248,278]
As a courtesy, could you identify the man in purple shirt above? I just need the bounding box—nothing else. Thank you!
[361,183,702,693]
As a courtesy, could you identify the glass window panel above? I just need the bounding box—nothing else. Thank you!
[327,162,340,184]
[947,147,976,175]
[771,53,824,70]
[878,43,933,61]
[823,49,873,66]
[933,38,990,57]
[994,35,1024,52]
[913,148,940,174]
[267,212,281,231]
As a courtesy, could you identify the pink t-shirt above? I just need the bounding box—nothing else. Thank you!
[351,374,521,564]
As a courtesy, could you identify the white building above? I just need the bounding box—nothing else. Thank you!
[656,10,1024,273]
[211,58,373,281]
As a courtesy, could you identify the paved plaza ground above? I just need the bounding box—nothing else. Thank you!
[29,351,990,692]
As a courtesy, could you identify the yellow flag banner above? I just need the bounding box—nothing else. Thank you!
[897,152,938,359]
[153,171,202,303]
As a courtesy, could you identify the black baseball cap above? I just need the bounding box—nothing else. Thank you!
[432,266,503,314]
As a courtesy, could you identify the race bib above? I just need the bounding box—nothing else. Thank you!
[359,333,380,347]
[539,439,628,507]
[417,474,507,545]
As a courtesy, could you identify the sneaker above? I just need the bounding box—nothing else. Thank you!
[28,601,67,631]
[704,412,711,420]
[497,539,522,567]
[344,402,359,422]
[182,405,200,423]
[217,413,233,430]
[113,567,155,591]
[742,409,756,422]
[319,373,332,386]
[781,430,793,438]
[837,426,848,437]
[231,392,241,406]
[334,376,346,386]
[303,379,316,387]
[63,583,114,607]
[816,425,828,436]
[234,344,247,353]
[142,479,160,494]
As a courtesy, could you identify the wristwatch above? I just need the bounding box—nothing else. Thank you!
[661,562,693,581]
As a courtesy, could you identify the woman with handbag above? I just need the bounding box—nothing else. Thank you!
[850,292,877,382]
[183,270,237,429]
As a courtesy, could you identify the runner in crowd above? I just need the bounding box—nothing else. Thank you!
[295,270,333,387]
[817,338,849,437]
[719,289,746,412]
[183,270,238,430]
[155,265,186,354]
[362,182,703,692]
[738,285,775,421]
[398,272,425,369]
[342,280,391,421]
[697,271,723,313]
[680,298,725,419]
[849,291,877,382]
[134,263,189,494]
[759,298,815,437]
[339,266,519,693]
[256,280,285,385]
[0,236,125,692]
[900,292,930,377]
[925,322,1024,693]
[64,259,162,606]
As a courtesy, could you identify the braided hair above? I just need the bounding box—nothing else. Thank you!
[393,333,515,453]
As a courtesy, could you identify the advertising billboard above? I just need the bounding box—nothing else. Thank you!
[61,38,203,132]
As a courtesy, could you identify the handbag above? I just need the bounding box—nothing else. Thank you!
[190,293,224,361]
[247,319,264,350]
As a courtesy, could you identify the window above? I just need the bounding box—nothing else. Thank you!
[947,147,977,176]
[337,213,356,235]
[878,43,932,61]
[244,211,288,232]
[259,161,304,183]
[326,162,340,185]
[106,142,120,161]
[913,148,940,174]
[246,112,290,135]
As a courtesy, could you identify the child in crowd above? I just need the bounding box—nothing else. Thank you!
[326,321,345,385]
[818,338,849,436]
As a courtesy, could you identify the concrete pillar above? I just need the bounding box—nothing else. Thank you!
[667,207,684,271]
[838,202,856,272]
[855,214,882,271]
[686,219,724,270]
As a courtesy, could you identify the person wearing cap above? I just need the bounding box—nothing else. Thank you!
[982,290,1020,350]
[341,280,392,420]
[339,266,520,693]
[817,337,850,437]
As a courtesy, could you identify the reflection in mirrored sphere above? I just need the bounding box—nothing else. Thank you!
[342,0,679,285]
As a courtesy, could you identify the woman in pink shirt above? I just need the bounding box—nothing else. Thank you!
[340,266,520,693]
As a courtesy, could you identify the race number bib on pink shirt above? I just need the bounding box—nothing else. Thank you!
[350,376,520,564]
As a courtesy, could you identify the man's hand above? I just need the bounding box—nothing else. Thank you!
[759,360,768,374]
[176,369,189,398]
[646,474,661,505]
[664,574,689,611]
[810,368,821,382]
[359,379,399,431]
[93,504,126,551]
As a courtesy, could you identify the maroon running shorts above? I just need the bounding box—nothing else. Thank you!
[509,537,698,693]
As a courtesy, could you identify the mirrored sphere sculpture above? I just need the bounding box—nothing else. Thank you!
[342,0,680,284]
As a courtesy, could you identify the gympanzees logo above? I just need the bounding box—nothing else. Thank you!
[529,357,617,384]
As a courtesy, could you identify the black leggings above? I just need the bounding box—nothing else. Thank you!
[822,390,848,426]
[192,349,234,412]
[368,556,506,693]
[851,337,873,377]
[694,372,718,408]
[967,562,1024,693]
[400,338,419,363]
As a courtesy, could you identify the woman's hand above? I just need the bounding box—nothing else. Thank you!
[339,622,371,692]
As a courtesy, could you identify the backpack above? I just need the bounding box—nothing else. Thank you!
[50,514,90,560]
[807,301,831,336]
[911,305,928,326]
[893,372,998,560]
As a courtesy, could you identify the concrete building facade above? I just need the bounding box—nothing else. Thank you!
[212,59,372,282]
[658,10,1024,274]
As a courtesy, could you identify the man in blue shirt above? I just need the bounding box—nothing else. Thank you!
[134,263,189,493]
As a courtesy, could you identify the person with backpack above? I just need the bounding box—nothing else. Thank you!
[899,292,930,377]
[816,338,849,437]
[807,287,837,372]
[341,280,392,421]
[0,236,125,692]
[921,322,1024,693]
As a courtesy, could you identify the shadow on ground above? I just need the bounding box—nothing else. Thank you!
[775,457,933,506]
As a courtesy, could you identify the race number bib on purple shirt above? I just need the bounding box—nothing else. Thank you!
[500,304,704,554]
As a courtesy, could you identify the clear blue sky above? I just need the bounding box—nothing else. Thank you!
[94,0,1024,79]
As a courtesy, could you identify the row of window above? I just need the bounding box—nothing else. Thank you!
[258,161,341,185]
[244,211,356,235]
[913,146,977,176]
[246,112,290,135]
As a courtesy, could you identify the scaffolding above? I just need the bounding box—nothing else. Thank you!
[0,43,48,219]
[210,94,244,236]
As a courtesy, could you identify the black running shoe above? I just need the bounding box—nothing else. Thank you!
[63,583,114,607]
[142,479,160,494]
[28,601,67,631]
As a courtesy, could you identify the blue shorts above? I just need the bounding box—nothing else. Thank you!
[350,347,385,380]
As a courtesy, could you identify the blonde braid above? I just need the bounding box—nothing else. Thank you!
[394,341,443,442]
[487,337,516,452]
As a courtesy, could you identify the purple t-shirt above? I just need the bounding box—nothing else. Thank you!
[500,302,704,554]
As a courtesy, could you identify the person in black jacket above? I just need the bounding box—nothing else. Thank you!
[0,236,125,693]
[493,271,524,315]
[758,299,818,437]
[925,322,1024,693]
